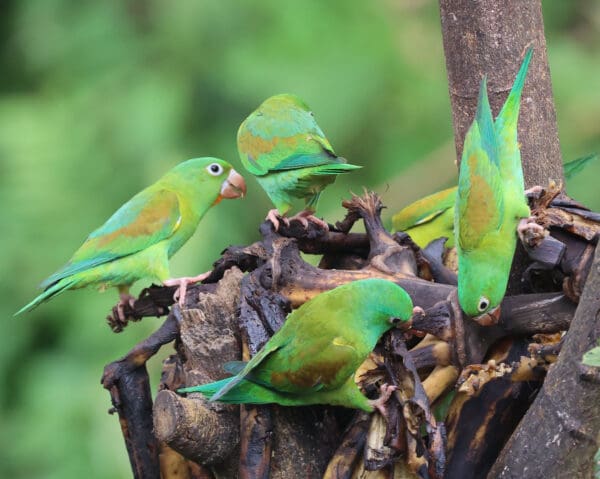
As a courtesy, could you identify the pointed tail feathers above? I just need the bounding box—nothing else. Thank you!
[178,377,287,405]
[15,277,77,316]
[497,47,533,128]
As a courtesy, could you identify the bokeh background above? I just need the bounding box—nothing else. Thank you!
[1,1,598,477]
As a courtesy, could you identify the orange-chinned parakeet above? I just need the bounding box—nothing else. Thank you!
[179,278,418,413]
[16,157,246,315]
[237,93,361,230]
[391,153,596,250]
[455,48,533,324]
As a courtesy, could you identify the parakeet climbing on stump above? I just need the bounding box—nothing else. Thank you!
[179,278,418,414]
[455,48,533,325]
[237,93,361,230]
[16,157,246,315]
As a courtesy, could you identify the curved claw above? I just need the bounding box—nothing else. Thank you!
[163,272,210,307]
[368,383,397,419]
[266,209,289,231]
[116,293,136,322]
[289,210,329,230]
[518,217,546,245]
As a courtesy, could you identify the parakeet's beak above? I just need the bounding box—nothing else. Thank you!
[392,306,426,335]
[220,169,247,199]
[472,306,501,326]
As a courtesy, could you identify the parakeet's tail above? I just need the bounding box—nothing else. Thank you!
[311,163,362,175]
[497,47,533,128]
[15,277,77,315]
[178,377,289,405]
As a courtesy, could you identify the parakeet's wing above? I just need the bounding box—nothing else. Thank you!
[392,187,457,232]
[41,189,181,288]
[210,321,360,401]
[457,79,504,251]
[252,333,360,394]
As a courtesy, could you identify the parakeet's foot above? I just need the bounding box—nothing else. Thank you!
[518,217,546,245]
[163,272,210,307]
[266,209,289,231]
[116,293,136,324]
[289,210,329,230]
[524,185,545,199]
[368,383,397,419]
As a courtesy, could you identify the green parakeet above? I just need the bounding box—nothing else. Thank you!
[179,278,417,413]
[391,154,595,250]
[392,187,457,248]
[455,48,533,323]
[16,157,246,315]
[237,93,361,229]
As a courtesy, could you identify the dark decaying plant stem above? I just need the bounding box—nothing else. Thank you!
[100,186,600,478]
[488,243,600,479]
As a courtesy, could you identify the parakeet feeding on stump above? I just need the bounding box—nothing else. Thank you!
[237,93,361,230]
[16,157,246,315]
[455,48,533,325]
[179,278,418,414]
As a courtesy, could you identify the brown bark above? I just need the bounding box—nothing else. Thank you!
[153,269,243,471]
[488,243,600,478]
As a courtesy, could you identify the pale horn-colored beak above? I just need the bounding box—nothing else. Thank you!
[472,305,501,326]
[220,168,247,199]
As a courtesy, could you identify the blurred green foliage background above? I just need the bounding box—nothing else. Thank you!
[1,1,598,477]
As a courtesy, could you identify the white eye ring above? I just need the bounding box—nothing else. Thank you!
[477,296,490,313]
[207,163,223,176]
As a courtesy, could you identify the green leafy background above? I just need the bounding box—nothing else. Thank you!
[1,1,598,477]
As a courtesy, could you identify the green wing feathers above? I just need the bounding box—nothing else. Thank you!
[40,189,181,290]
[456,81,504,252]
[237,93,360,214]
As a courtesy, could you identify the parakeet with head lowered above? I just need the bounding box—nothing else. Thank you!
[391,154,595,250]
[179,278,417,414]
[455,48,533,325]
[237,93,361,230]
[16,157,246,316]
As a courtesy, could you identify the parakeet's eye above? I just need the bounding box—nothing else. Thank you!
[389,317,401,325]
[477,296,490,312]
[207,163,224,176]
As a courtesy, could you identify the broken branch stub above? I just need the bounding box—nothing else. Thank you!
[154,268,244,467]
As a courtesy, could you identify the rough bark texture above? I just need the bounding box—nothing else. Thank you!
[438,0,563,187]
[488,243,600,479]
[153,269,243,475]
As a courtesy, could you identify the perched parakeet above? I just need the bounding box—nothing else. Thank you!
[392,187,457,248]
[16,157,246,315]
[237,93,361,229]
[179,278,416,413]
[391,154,595,250]
[455,48,533,323]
